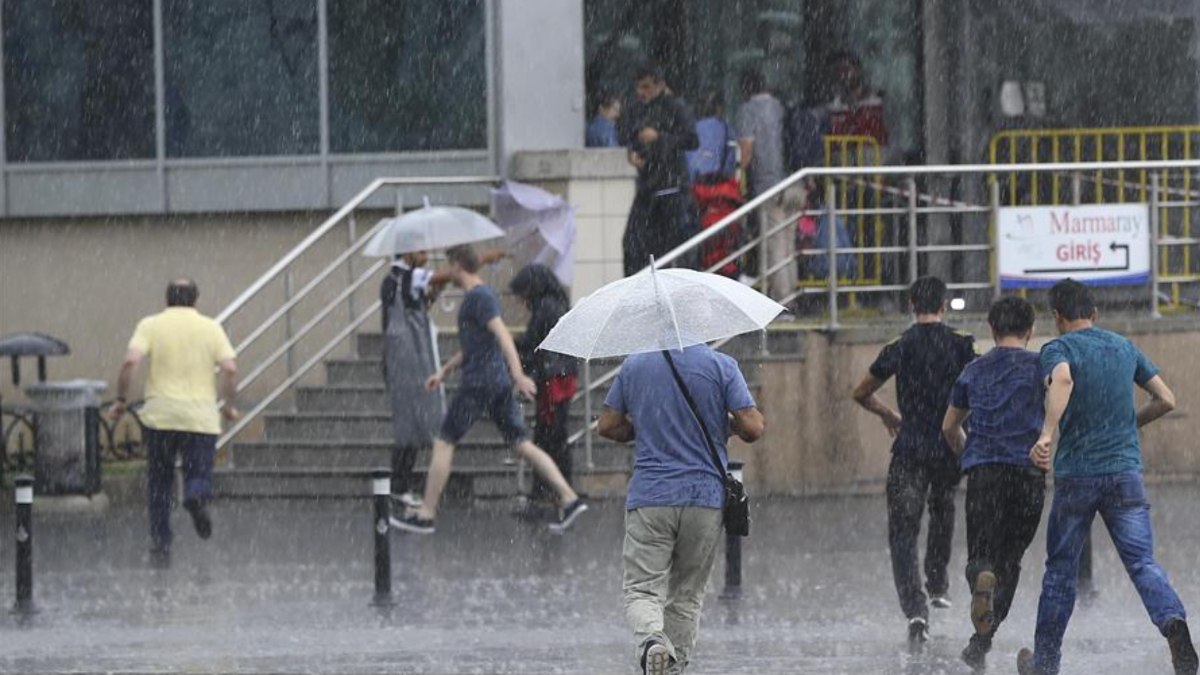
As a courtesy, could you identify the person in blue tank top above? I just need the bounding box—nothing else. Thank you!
[1017,279,1197,675]
[942,296,1046,670]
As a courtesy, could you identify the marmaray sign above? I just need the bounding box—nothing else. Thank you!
[998,204,1150,289]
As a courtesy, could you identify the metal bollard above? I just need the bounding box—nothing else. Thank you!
[370,469,394,606]
[720,461,744,600]
[14,475,33,613]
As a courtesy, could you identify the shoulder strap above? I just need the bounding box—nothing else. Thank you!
[661,350,727,480]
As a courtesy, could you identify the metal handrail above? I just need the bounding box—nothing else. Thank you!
[568,159,1200,462]
[215,175,500,454]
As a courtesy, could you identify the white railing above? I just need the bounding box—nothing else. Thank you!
[215,176,500,454]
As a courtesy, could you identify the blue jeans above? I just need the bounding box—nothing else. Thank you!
[145,428,216,549]
[1033,471,1186,674]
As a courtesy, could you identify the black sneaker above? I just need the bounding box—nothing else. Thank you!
[148,544,171,569]
[971,570,996,636]
[183,499,212,540]
[908,617,929,646]
[1166,618,1200,675]
[548,499,589,534]
[641,639,671,675]
[1017,647,1043,675]
[390,513,436,534]
[961,633,991,672]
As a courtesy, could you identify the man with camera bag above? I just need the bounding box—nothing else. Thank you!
[599,344,764,675]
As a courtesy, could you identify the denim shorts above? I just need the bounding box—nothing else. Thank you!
[438,385,528,445]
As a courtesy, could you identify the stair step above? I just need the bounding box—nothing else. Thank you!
[231,439,631,471]
[262,410,601,443]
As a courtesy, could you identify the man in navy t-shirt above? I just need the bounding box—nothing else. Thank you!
[852,276,977,646]
[1017,280,1197,675]
[942,296,1046,670]
[392,244,588,535]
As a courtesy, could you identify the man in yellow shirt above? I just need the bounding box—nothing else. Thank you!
[110,278,239,560]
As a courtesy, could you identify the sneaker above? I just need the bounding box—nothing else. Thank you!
[930,594,952,609]
[390,513,436,534]
[908,617,929,645]
[1017,647,1043,675]
[547,498,589,535]
[641,640,671,675]
[1166,618,1200,675]
[971,570,997,635]
[183,499,212,540]
[961,633,991,671]
[148,544,171,569]
[391,492,424,509]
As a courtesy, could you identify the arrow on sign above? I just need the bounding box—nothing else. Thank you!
[1025,241,1131,274]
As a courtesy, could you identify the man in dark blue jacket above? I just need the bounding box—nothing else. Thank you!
[620,64,698,276]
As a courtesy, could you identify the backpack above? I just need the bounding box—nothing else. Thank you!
[784,104,825,173]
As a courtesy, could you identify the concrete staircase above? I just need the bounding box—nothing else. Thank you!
[213,326,804,500]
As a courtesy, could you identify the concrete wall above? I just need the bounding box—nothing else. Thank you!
[493,0,587,172]
[740,320,1200,495]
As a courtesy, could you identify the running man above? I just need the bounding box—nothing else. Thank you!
[1018,279,1197,675]
[942,296,1046,670]
[391,244,588,535]
[852,276,976,645]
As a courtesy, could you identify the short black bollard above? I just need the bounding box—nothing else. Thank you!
[370,469,394,607]
[720,461,744,600]
[14,475,34,613]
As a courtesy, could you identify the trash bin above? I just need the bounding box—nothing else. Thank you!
[23,379,106,495]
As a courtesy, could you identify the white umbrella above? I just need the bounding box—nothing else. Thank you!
[362,201,505,257]
[537,264,786,359]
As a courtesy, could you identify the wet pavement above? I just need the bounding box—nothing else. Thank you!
[0,484,1199,674]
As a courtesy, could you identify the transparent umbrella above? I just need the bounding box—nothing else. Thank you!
[537,263,786,359]
[362,200,505,257]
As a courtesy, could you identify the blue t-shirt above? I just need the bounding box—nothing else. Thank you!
[686,117,737,181]
[457,285,510,390]
[949,347,1044,471]
[604,345,755,511]
[586,115,618,148]
[1039,327,1160,477]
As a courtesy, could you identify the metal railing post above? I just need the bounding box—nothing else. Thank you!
[583,359,594,472]
[1150,173,1162,319]
[284,270,296,382]
[990,179,1002,301]
[825,180,839,330]
[1071,171,1082,205]
[906,176,918,285]
[346,212,358,355]
[757,206,770,298]
[14,475,33,613]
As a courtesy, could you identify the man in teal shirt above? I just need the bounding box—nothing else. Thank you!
[1018,279,1197,675]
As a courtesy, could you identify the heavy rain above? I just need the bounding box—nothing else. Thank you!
[2,2,1200,674]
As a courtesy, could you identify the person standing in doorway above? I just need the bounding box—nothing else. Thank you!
[620,63,698,276]
[942,296,1046,671]
[111,278,238,563]
[852,276,976,646]
[599,344,764,675]
[510,264,578,513]
[391,245,587,535]
[1017,279,1197,675]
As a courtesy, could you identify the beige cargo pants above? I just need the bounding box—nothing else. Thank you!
[623,506,723,674]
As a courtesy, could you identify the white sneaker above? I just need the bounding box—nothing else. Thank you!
[392,492,423,509]
[908,617,930,645]
[930,594,952,609]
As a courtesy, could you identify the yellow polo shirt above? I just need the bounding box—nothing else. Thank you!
[128,307,236,435]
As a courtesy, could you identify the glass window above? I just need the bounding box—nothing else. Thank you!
[163,0,319,157]
[328,0,487,154]
[4,0,155,162]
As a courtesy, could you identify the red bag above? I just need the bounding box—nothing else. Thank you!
[692,179,744,277]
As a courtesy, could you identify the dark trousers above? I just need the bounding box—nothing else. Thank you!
[145,428,215,549]
[530,399,571,503]
[886,453,961,619]
[390,444,420,495]
[623,188,691,276]
[964,463,1046,638]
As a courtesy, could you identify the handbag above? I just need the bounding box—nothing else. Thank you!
[661,350,750,537]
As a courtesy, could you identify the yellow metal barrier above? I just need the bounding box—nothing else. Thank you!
[989,126,1200,308]
[798,134,885,291]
